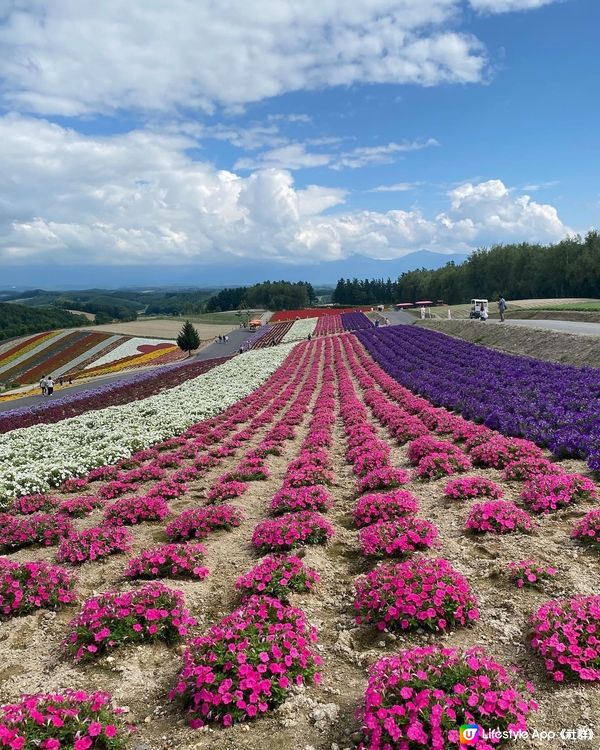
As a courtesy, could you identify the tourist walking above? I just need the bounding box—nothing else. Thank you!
[39,376,47,396]
[46,375,54,396]
[480,302,488,322]
[498,296,507,322]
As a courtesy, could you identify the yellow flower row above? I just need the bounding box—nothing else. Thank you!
[74,345,179,380]
[0,330,59,370]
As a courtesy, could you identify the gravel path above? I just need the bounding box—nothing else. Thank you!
[491,318,600,336]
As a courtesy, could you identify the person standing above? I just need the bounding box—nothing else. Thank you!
[39,376,47,396]
[480,303,488,322]
[46,375,54,396]
[498,296,507,322]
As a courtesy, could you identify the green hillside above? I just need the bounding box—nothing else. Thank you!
[0,302,90,342]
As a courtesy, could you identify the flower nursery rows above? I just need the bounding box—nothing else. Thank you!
[357,324,600,472]
[0,330,599,749]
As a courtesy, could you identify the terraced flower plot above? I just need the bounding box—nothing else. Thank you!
[0,327,598,750]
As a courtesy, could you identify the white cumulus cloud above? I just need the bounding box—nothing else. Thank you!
[469,0,563,12]
[0,0,488,116]
[0,116,572,266]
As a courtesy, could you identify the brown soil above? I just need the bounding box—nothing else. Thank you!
[88,320,234,340]
[0,338,598,750]
[417,320,600,367]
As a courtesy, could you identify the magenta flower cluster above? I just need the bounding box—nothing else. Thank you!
[0,558,77,618]
[414,451,471,481]
[443,476,503,502]
[235,555,320,600]
[502,456,562,482]
[354,557,479,632]
[357,467,410,494]
[353,490,419,527]
[9,494,58,515]
[56,524,133,564]
[469,436,543,469]
[358,645,537,749]
[171,596,322,727]
[102,494,170,526]
[165,504,244,541]
[530,595,600,682]
[124,543,209,581]
[507,560,557,589]
[270,485,333,514]
[0,689,126,750]
[206,479,249,503]
[63,582,195,661]
[252,511,334,552]
[57,495,105,517]
[466,500,534,534]
[359,517,439,558]
[407,436,464,465]
[521,473,598,513]
[571,509,600,549]
[0,513,73,550]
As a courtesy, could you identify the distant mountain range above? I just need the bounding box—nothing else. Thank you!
[1,250,468,289]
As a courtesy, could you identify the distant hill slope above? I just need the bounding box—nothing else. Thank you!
[0,302,90,342]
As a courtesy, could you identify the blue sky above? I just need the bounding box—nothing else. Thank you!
[0,0,597,282]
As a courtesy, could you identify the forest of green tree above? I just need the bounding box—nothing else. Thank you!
[0,303,90,342]
[206,281,317,312]
[332,232,600,305]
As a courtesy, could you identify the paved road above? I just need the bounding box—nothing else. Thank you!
[0,328,250,413]
[379,309,416,325]
[488,318,600,337]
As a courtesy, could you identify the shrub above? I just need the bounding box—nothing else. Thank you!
[0,690,127,750]
[414,451,471,481]
[229,458,270,481]
[354,557,479,632]
[443,476,503,502]
[353,490,419,528]
[124,543,209,581]
[63,582,195,661]
[571,509,600,549]
[359,517,439,557]
[507,560,557,589]
[270,485,333,514]
[0,513,73,550]
[530,596,600,681]
[357,467,410,494]
[466,500,534,534]
[358,646,537,749]
[171,596,321,727]
[103,495,169,526]
[252,512,334,552]
[206,479,248,503]
[165,505,244,542]
[521,473,598,513]
[56,525,133,564]
[0,558,77,618]
[10,494,58,515]
[57,495,105,517]
[235,555,319,600]
[284,465,335,488]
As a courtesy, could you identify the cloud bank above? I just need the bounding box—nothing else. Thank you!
[0,116,570,266]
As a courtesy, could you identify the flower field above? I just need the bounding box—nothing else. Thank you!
[0,330,181,387]
[0,327,598,750]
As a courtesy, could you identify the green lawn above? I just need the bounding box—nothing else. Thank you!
[148,311,265,325]
[534,302,600,312]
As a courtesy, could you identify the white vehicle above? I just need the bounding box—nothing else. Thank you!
[469,298,489,319]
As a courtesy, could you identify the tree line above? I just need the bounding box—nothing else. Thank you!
[206,281,317,312]
[0,303,91,342]
[332,232,600,305]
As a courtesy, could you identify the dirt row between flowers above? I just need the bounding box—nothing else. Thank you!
[0,334,599,749]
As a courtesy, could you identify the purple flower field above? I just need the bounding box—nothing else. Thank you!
[356,325,600,471]
[341,312,373,331]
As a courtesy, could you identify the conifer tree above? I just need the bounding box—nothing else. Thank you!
[177,320,201,356]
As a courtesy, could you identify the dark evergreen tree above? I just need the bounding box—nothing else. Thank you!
[177,320,201,356]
